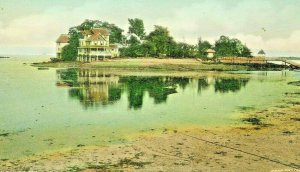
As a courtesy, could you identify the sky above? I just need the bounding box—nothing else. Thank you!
[0,0,300,57]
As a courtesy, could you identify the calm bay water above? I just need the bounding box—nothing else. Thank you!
[0,57,299,159]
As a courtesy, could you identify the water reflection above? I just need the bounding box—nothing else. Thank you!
[214,78,249,93]
[197,78,209,93]
[120,77,178,109]
[56,69,250,109]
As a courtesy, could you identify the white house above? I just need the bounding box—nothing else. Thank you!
[56,34,70,59]
[77,28,119,62]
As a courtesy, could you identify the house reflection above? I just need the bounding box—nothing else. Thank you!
[67,69,122,108]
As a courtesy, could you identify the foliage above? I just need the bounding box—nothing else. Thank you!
[128,18,146,39]
[127,35,141,45]
[120,44,144,57]
[214,36,252,57]
[197,38,212,58]
[169,42,196,58]
[60,19,254,60]
[146,25,175,56]
[76,19,124,43]
[61,30,82,61]
[101,21,124,43]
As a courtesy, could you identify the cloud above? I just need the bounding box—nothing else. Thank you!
[0,0,299,56]
[233,30,300,56]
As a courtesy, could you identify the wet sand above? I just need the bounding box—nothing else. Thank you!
[1,91,299,171]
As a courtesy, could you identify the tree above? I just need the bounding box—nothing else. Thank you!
[77,19,96,30]
[61,29,82,61]
[214,35,252,57]
[241,46,252,57]
[169,42,196,58]
[146,25,175,56]
[127,35,141,45]
[197,38,212,58]
[101,22,124,43]
[140,41,156,57]
[76,19,124,43]
[128,18,146,39]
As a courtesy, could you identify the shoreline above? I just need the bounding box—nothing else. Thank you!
[31,58,287,72]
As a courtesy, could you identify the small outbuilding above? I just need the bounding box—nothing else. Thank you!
[257,49,266,57]
[205,49,216,58]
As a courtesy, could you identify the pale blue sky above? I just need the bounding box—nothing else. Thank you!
[0,0,299,56]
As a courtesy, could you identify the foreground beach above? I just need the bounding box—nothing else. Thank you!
[1,95,299,171]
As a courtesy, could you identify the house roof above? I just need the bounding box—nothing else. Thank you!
[56,34,69,43]
[82,28,109,42]
[91,28,109,36]
[82,30,92,35]
[86,34,107,41]
[206,49,216,53]
[258,49,265,55]
[82,28,109,36]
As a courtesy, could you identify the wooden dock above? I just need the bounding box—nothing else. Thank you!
[285,60,300,68]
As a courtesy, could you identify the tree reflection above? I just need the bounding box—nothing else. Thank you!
[166,77,190,90]
[198,78,209,93]
[214,78,249,93]
[119,76,177,109]
[56,69,251,109]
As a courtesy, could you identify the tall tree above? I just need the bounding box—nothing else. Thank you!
[214,35,252,57]
[127,35,141,45]
[101,22,124,43]
[146,25,175,56]
[61,29,82,61]
[197,38,212,58]
[128,18,146,39]
[241,45,252,57]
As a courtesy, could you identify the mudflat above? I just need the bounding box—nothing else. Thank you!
[1,93,299,171]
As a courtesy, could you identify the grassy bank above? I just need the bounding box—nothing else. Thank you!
[32,58,285,71]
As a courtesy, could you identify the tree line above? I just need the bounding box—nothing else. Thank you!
[61,19,252,61]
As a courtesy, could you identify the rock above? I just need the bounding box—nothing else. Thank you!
[288,81,300,86]
[0,133,10,137]
[77,144,85,147]
[242,117,261,125]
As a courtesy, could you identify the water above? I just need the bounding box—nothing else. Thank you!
[0,57,299,160]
